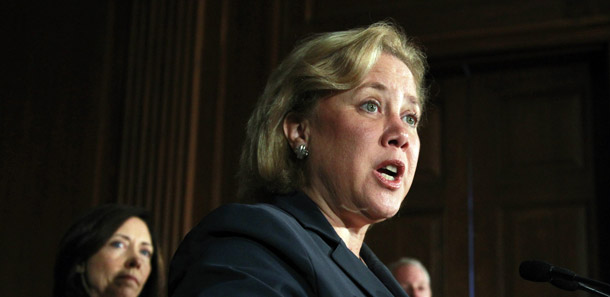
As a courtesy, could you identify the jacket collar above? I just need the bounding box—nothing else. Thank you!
[273,191,339,243]
[273,192,408,297]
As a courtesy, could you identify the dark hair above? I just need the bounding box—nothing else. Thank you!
[53,204,164,297]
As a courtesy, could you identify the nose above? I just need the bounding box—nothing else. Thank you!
[125,249,143,269]
[126,256,142,269]
[382,116,411,149]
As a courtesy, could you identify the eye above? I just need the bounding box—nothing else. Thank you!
[362,101,379,112]
[360,100,379,113]
[402,114,418,127]
[139,249,153,258]
[110,241,125,249]
[360,101,379,113]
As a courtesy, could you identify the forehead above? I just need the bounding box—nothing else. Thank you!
[369,53,413,77]
[394,264,428,282]
[114,217,152,241]
[361,54,419,104]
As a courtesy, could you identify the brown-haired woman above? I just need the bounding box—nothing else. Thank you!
[54,204,164,297]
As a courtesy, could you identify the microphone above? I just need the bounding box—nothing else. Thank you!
[519,260,576,283]
[519,260,610,297]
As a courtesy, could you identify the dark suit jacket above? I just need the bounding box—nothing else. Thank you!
[169,191,408,297]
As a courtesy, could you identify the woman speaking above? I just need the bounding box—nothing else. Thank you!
[169,21,428,297]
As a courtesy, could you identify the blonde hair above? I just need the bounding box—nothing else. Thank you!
[238,21,428,201]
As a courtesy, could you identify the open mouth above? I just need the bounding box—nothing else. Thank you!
[377,165,399,181]
[375,160,405,184]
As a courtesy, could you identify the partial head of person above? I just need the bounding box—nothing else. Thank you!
[238,21,428,224]
[53,204,164,297]
[389,257,432,297]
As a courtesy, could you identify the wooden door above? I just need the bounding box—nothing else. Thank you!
[366,49,603,297]
[468,51,598,297]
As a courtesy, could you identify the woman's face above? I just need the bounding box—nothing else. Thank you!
[85,217,153,297]
[304,53,420,226]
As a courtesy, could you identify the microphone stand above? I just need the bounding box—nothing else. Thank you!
[578,282,610,297]
[549,271,610,296]
[574,275,610,293]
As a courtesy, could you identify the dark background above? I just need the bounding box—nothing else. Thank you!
[2,1,609,296]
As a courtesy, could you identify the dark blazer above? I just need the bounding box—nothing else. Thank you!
[169,191,408,297]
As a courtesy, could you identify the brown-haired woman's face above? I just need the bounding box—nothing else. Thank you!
[305,53,420,226]
[84,217,153,297]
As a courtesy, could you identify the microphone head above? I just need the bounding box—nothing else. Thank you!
[550,278,579,291]
[519,260,553,282]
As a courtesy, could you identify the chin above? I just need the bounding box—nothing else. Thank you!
[363,204,402,223]
[378,198,405,218]
[109,287,141,297]
[382,207,401,219]
[354,191,405,223]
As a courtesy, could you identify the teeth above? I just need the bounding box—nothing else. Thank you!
[384,165,398,174]
[381,173,395,181]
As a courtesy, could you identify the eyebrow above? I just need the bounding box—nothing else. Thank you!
[114,233,153,248]
[356,81,420,107]
[356,81,387,92]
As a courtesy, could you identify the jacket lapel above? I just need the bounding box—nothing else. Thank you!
[331,244,396,297]
[360,244,410,297]
[275,192,403,297]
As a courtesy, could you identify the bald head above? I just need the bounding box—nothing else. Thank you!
[389,258,431,297]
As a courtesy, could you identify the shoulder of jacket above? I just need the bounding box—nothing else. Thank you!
[186,203,303,240]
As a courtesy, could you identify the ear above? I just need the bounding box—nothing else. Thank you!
[283,112,309,149]
[75,263,85,273]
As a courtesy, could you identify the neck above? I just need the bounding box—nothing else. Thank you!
[331,224,368,257]
[302,188,371,258]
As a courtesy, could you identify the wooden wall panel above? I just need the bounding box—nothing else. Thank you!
[303,0,610,56]
[503,205,589,297]
[486,62,589,185]
[498,93,585,174]
[467,54,598,297]
[437,75,472,297]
